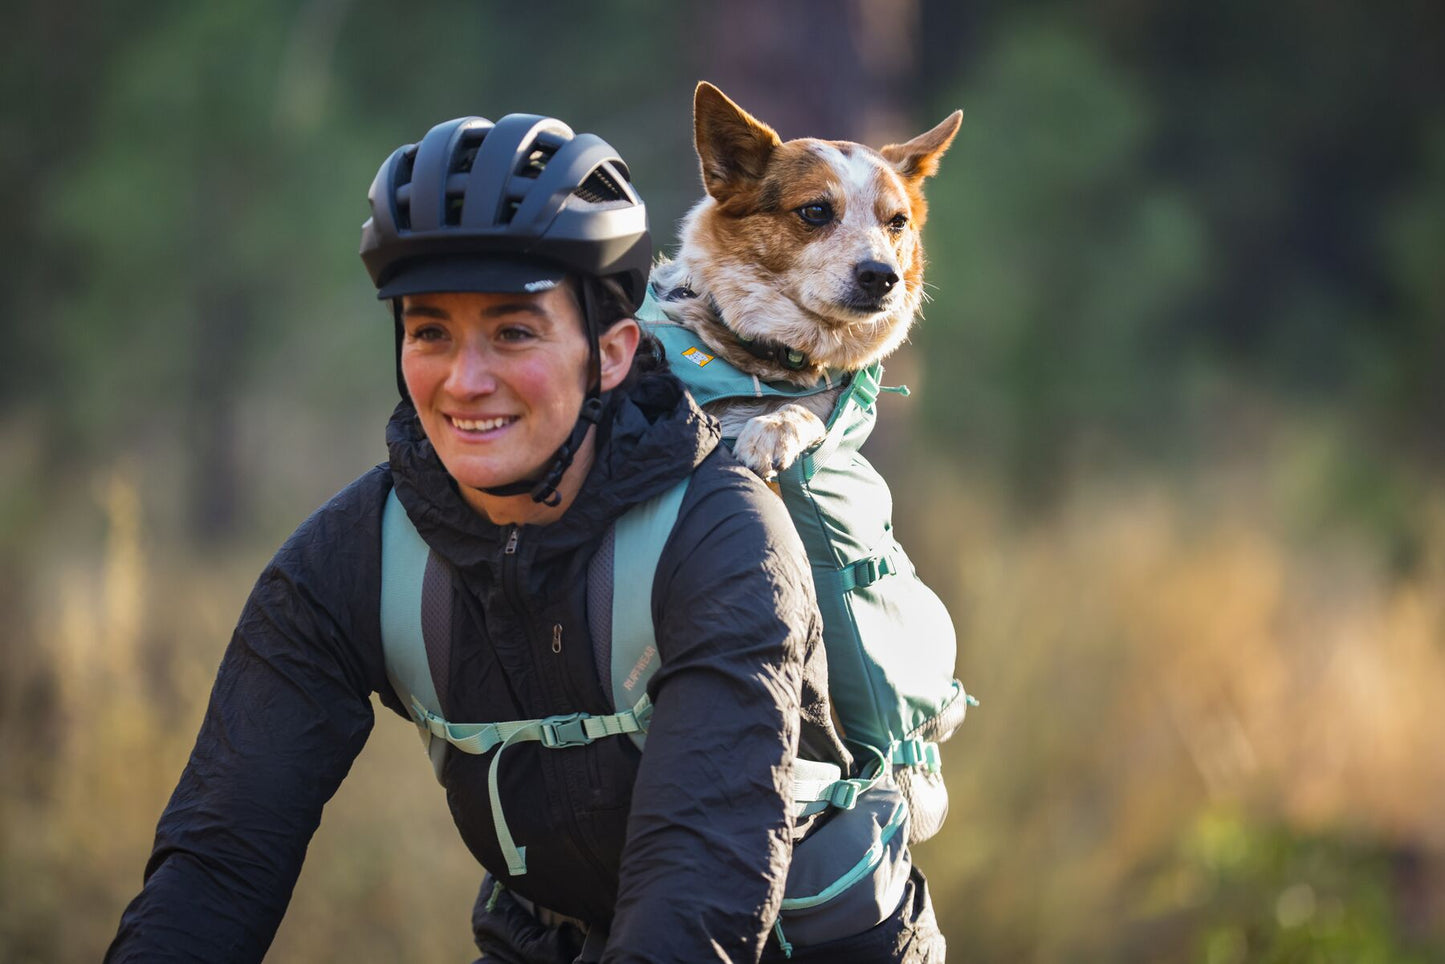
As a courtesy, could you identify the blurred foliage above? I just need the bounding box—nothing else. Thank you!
[2,0,1443,961]
[918,1,1445,510]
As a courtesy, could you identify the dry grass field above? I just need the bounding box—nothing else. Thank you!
[3,441,1443,962]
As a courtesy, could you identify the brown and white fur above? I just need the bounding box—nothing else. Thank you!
[652,82,961,478]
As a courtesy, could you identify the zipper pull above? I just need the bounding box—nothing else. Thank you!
[504,528,519,555]
[551,623,562,654]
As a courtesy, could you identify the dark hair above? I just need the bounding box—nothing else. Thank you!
[563,274,667,390]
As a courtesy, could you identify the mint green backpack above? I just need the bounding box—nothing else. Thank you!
[636,290,975,845]
[381,479,914,955]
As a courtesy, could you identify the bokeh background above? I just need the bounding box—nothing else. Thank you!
[3,1,1444,961]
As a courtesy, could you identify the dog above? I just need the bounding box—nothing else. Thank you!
[649,81,961,479]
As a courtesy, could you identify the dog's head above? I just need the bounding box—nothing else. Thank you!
[675,82,961,373]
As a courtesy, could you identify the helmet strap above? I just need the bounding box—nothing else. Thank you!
[481,278,607,507]
[393,300,410,403]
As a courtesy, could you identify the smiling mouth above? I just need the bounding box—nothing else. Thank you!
[448,414,518,433]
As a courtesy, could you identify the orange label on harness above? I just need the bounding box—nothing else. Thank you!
[681,346,714,367]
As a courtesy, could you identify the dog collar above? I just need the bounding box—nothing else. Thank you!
[662,283,812,372]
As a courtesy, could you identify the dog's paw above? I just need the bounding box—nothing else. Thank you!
[732,405,828,481]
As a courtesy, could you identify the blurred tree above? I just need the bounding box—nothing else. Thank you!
[23,0,698,541]
[919,14,1208,500]
[913,1,1445,505]
[40,0,342,539]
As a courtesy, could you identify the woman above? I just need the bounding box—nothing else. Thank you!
[106,113,943,962]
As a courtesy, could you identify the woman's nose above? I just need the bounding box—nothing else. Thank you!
[445,344,499,396]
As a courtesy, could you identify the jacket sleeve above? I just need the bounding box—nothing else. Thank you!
[604,469,821,963]
[105,480,387,963]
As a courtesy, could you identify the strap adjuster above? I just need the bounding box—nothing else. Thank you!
[826,781,861,810]
[838,551,898,593]
[538,713,593,749]
[891,739,942,774]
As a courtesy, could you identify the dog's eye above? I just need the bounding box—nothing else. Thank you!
[888,213,909,233]
[796,202,833,226]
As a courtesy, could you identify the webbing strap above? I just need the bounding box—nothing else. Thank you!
[791,757,870,817]
[409,693,654,876]
[794,363,883,483]
[380,489,450,782]
[609,477,689,749]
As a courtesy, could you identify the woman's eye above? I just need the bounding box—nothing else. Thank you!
[796,202,833,226]
[410,324,445,343]
[497,325,536,343]
[888,213,909,233]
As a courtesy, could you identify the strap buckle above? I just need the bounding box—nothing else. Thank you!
[842,551,897,592]
[826,780,861,810]
[538,712,594,749]
[860,555,895,586]
[892,739,942,774]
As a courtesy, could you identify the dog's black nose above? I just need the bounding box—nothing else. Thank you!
[855,261,900,299]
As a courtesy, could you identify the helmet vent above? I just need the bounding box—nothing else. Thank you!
[499,198,521,225]
[394,149,417,229]
[445,195,465,227]
[574,165,627,204]
[454,129,487,174]
[518,145,556,179]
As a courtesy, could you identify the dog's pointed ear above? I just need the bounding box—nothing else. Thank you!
[694,82,782,201]
[880,110,962,180]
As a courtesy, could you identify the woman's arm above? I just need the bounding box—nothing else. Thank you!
[106,478,388,963]
[605,465,825,963]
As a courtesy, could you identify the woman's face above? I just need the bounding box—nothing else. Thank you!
[399,287,636,518]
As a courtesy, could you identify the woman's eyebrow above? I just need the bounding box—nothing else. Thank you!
[480,302,548,319]
[401,300,552,323]
[402,303,450,320]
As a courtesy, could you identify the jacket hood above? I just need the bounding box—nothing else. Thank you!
[386,369,720,569]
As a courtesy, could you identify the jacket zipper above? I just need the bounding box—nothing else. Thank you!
[496,521,613,882]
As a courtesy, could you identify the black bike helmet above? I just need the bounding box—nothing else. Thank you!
[361,113,650,307]
[361,114,652,506]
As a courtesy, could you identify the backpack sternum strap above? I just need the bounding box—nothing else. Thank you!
[415,694,655,878]
[407,695,653,756]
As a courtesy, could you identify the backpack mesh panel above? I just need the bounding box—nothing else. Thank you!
[587,526,616,707]
[420,551,454,713]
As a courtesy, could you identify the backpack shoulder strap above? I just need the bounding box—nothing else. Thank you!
[594,474,866,817]
[380,487,449,782]
[601,476,690,750]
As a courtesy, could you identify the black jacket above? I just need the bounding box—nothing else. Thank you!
[106,371,856,963]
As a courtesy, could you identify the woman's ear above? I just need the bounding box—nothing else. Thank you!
[598,318,641,392]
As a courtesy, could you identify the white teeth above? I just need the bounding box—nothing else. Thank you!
[451,415,513,432]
